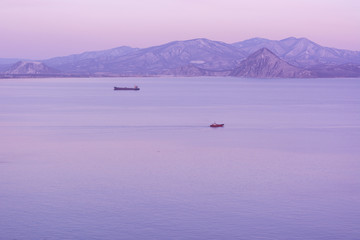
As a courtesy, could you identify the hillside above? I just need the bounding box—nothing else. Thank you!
[5,61,60,75]
[231,48,312,78]
[232,37,360,67]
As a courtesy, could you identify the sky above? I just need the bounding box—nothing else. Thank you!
[0,0,359,59]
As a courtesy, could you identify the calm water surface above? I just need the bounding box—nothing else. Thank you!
[1,77,360,240]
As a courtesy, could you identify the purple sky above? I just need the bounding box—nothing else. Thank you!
[1,0,359,59]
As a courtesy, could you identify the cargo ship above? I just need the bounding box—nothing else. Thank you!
[114,85,140,91]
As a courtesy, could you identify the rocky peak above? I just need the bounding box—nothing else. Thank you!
[231,48,311,78]
[248,47,278,59]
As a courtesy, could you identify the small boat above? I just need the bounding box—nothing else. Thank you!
[210,123,224,128]
[114,85,140,91]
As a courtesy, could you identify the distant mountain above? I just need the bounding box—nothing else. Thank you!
[43,46,138,73]
[105,38,247,76]
[1,37,360,78]
[232,37,360,67]
[44,38,246,76]
[231,48,312,78]
[4,61,60,75]
[0,58,27,73]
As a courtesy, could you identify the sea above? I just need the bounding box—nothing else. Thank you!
[0,77,359,240]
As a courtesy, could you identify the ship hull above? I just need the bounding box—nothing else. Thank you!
[114,87,140,90]
[210,123,224,127]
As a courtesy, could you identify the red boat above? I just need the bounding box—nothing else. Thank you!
[210,123,224,128]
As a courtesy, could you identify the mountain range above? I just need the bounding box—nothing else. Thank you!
[1,37,360,78]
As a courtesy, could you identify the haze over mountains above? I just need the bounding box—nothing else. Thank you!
[1,37,360,78]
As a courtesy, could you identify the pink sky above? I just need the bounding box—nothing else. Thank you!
[1,0,359,59]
